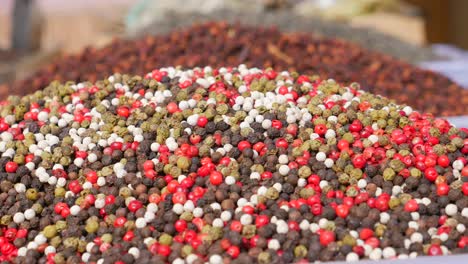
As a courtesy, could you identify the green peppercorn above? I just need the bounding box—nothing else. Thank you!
[55,187,66,197]
[383,168,396,181]
[294,245,308,258]
[101,234,113,243]
[54,253,66,264]
[375,224,387,237]
[159,234,173,245]
[181,245,193,257]
[389,198,401,209]
[50,236,62,248]
[43,225,57,239]
[258,252,271,264]
[177,156,191,171]
[299,188,315,199]
[342,234,356,246]
[85,220,99,233]
[0,215,12,225]
[265,187,279,200]
[63,237,79,249]
[410,168,422,178]
[26,188,38,201]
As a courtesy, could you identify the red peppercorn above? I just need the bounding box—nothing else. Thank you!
[311,203,323,215]
[242,205,255,214]
[425,156,436,168]
[167,180,179,193]
[165,102,179,114]
[278,86,289,95]
[271,120,283,129]
[143,160,154,171]
[355,192,369,204]
[404,199,419,212]
[314,124,327,135]
[237,141,251,151]
[60,207,70,218]
[114,217,127,227]
[353,245,365,256]
[0,122,9,131]
[288,221,300,231]
[320,230,335,246]
[110,142,123,150]
[227,246,240,258]
[458,236,468,248]
[172,192,187,204]
[375,197,389,211]
[218,157,231,166]
[462,166,468,177]
[180,178,194,188]
[335,204,350,218]
[197,116,208,127]
[425,167,438,182]
[427,244,443,256]
[4,228,17,242]
[145,169,157,180]
[16,229,28,238]
[275,138,289,149]
[189,134,201,144]
[0,243,14,256]
[337,139,350,150]
[352,155,366,169]
[174,220,187,232]
[128,200,143,212]
[255,215,269,227]
[365,237,380,248]
[105,195,115,205]
[85,170,98,184]
[213,238,228,250]
[5,161,18,173]
[230,221,243,232]
[68,180,82,194]
[286,124,298,135]
[349,120,363,132]
[437,183,450,196]
[117,106,130,117]
[157,244,171,257]
[209,171,223,185]
[462,183,468,196]
[360,228,374,240]
[179,80,192,89]
[85,194,96,206]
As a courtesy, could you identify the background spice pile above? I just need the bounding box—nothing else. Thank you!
[2,22,467,117]
[131,8,438,64]
[0,66,467,263]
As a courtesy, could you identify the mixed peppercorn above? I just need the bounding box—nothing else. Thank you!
[2,22,467,116]
[1,66,468,263]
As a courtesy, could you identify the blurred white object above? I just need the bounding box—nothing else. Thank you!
[444,116,468,129]
[125,0,261,34]
[420,44,468,88]
[419,45,468,128]
[317,0,337,9]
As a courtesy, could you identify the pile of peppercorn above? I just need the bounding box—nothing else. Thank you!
[2,22,467,116]
[0,66,468,263]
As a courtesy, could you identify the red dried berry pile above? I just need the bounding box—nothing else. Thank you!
[0,66,468,263]
[2,22,468,116]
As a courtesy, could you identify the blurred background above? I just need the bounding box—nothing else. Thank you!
[0,0,467,125]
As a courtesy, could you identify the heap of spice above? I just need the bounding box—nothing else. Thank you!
[2,22,467,116]
[1,66,468,263]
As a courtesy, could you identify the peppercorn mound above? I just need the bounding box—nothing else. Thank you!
[1,66,468,263]
[2,22,468,116]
